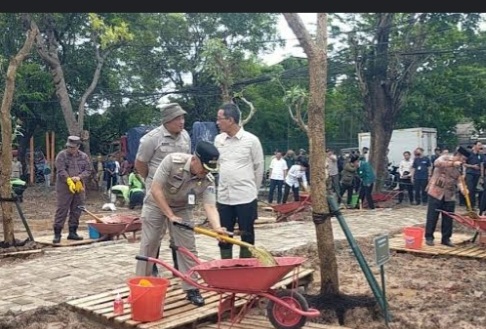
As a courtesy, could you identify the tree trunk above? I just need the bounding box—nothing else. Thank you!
[0,15,38,245]
[35,19,80,136]
[283,13,339,295]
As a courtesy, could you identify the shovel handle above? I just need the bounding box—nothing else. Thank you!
[77,205,107,224]
[173,222,243,245]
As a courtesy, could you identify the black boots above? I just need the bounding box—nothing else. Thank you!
[67,226,84,240]
[186,289,205,306]
[52,228,62,244]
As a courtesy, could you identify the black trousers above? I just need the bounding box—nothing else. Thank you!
[282,183,300,203]
[465,173,480,208]
[217,199,258,250]
[340,184,354,205]
[398,178,414,203]
[414,178,429,204]
[425,196,455,242]
[268,179,284,204]
[359,183,375,209]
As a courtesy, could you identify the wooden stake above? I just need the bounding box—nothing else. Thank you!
[45,131,50,166]
[51,131,55,184]
[29,136,34,184]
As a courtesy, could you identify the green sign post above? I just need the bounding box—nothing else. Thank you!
[374,234,391,327]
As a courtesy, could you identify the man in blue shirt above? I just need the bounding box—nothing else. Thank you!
[411,147,431,205]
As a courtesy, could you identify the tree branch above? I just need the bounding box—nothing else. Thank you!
[283,13,316,56]
[239,95,256,126]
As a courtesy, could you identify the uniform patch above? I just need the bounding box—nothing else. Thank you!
[172,155,186,163]
[207,186,216,194]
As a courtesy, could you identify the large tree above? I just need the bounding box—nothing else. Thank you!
[346,13,482,190]
[0,14,38,245]
[283,12,340,296]
[33,13,133,155]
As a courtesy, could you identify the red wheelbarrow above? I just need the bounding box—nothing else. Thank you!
[438,210,486,245]
[270,194,312,222]
[78,206,141,240]
[136,249,320,329]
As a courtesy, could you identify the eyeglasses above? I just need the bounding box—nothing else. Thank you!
[216,116,229,121]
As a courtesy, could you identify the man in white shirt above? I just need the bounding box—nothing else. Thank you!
[397,151,414,204]
[326,149,341,202]
[214,103,264,259]
[267,150,288,204]
[282,162,309,203]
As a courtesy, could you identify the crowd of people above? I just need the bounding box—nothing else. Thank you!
[11,98,483,305]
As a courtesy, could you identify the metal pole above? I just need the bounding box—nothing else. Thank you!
[328,195,388,315]
[380,265,390,326]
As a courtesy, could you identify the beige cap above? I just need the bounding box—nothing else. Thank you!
[160,103,187,124]
[66,135,81,147]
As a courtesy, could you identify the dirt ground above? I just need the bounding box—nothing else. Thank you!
[1,185,486,329]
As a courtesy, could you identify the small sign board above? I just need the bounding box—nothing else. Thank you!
[374,234,390,266]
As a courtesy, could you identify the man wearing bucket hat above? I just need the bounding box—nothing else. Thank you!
[135,140,226,307]
[52,136,93,243]
[424,146,471,247]
[135,102,191,275]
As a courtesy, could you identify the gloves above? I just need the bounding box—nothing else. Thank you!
[66,177,84,193]
[74,181,84,193]
[66,177,76,194]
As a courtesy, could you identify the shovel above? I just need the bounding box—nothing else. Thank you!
[77,205,109,224]
[173,221,278,267]
[458,175,480,219]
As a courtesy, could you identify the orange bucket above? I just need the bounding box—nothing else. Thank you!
[403,227,424,249]
[127,276,170,322]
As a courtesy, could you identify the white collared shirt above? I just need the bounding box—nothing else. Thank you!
[399,159,413,177]
[269,158,288,180]
[285,164,308,188]
[214,128,264,205]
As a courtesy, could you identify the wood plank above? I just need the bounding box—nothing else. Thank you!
[0,248,44,258]
[136,294,248,329]
[389,231,486,260]
[197,314,352,329]
[35,232,100,247]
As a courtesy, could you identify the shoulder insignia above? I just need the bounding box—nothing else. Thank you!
[172,155,186,164]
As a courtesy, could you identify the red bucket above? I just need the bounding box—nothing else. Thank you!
[127,276,170,322]
[403,227,424,249]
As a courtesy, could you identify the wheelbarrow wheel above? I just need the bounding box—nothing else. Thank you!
[267,289,309,329]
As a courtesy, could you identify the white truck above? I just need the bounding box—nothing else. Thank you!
[358,127,438,166]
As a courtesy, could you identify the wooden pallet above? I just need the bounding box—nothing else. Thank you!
[389,232,486,260]
[34,231,101,247]
[65,268,314,329]
[198,314,351,329]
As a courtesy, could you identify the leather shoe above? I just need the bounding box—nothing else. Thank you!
[441,240,455,247]
[186,289,205,307]
[425,239,434,246]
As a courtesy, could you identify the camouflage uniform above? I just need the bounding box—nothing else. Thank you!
[53,137,92,241]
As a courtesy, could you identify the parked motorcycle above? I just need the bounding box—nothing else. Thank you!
[383,165,399,190]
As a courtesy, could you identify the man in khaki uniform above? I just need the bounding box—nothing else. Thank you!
[135,141,226,306]
[135,103,191,274]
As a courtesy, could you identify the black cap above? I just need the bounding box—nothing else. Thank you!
[195,141,219,172]
[457,146,471,158]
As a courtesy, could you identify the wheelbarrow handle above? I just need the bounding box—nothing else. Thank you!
[173,221,194,230]
[135,255,149,262]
